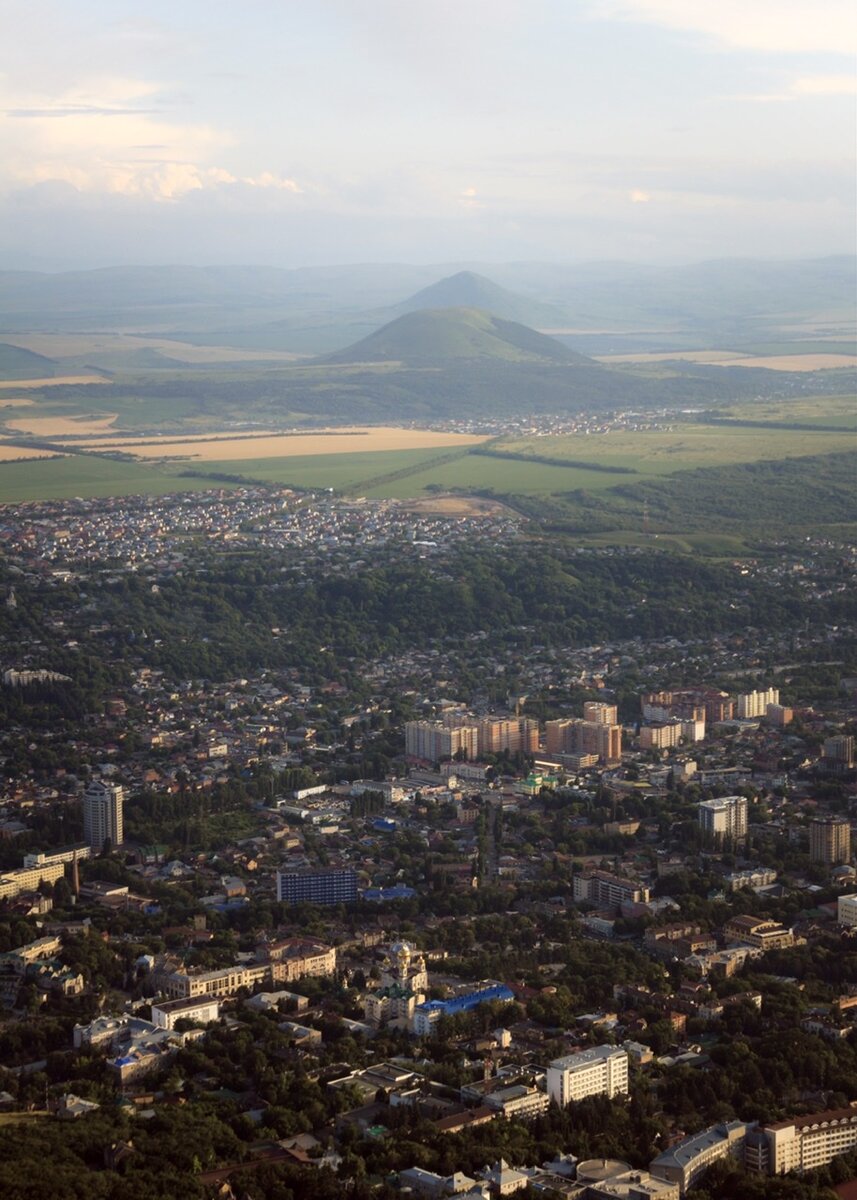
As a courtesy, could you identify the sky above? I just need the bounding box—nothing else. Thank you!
[0,0,855,269]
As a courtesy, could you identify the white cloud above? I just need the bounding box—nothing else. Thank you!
[591,0,857,54]
[0,75,304,202]
[629,189,651,203]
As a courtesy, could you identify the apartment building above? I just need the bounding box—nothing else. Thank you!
[823,735,855,767]
[584,701,618,725]
[650,1122,752,1195]
[151,995,220,1030]
[698,796,748,843]
[546,1045,629,1106]
[838,894,857,927]
[736,688,779,719]
[476,716,539,755]
[746,1108,857,1175]
[574,869,651,909]
[0,860,66,899]
[809,815,851,865]
[405,720,479,762]
[23,844,91,871]
[545,718,621,763]
[276,868,358,905]
[723,915,794,951]
[83,780,124,851]
[160,962,271,1000]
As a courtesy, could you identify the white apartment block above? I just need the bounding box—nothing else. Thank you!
[83,780,124,850]
[749,1108,857,1176]
[0,860,66,899]
[151,995,220,1030]
[23,844,91,870]
[838,894,857,927]
[736,688,779,719]
[698,795,748,842]
[547,1045,629,1106]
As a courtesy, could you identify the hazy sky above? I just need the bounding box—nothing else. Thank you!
[1,0,855,268]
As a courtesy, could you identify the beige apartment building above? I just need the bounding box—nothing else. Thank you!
[809,815,851,865]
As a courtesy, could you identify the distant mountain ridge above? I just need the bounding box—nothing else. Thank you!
[393,270,568,327]
[321,307,591,366]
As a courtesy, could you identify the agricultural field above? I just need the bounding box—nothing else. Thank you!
[488,423,854,476]
[0,456,232,504]
[65,426,487,459]
[715,394,857,431]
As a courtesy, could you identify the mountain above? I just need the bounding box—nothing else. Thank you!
[0,342,58,380]
[394,270,568,327]
[322,307,591,365]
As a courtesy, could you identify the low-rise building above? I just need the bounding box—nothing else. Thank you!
[650,1121,752,1195]
[151,995,220,1030]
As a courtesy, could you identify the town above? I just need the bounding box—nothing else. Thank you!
[0,488,855,1200]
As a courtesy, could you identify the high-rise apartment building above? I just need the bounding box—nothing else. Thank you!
[545,718,621,764]
[404,720,479,763]
[809,815,851,865]
[83,780,124,851]
[476,716,539,755]
[736,688,779,719]
[583,701,618,725]
[547,1045,629,1106]
[823,735,855,767]
[698,795,748,843]
[276,868,358,906]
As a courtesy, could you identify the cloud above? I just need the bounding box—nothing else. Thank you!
[629,189,651,203]
[591,0,857,54]
[0,74,305,202]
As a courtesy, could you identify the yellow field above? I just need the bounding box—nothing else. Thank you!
[2,332,303,364]
[596,350,745,364]
[597,350,857,371]
[715,354,857,371]
[0,396,35,408]
[0,375,108,389]
[6,414,119,436]
[0,443,66,460]
[64,426,489,460]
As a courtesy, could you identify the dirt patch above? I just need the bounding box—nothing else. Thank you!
[400,494,518,517]
[64,426,489,461]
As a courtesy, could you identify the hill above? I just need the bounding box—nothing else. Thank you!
[0,342,58,380]
[322,307,589,365]
[394,270,567,327]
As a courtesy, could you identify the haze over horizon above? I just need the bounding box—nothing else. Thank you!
[1,0,855,271]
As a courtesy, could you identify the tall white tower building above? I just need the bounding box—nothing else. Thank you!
[83,780,124,851]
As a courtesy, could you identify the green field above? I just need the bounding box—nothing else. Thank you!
[716,394,857,431]
[0,455,236,503]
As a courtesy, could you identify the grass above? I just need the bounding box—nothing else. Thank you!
[716,394,857,431]
[0,456,236,504]
[493,425,853,474]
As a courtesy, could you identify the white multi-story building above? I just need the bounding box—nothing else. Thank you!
[838,894,857,927]
[405,720,479,762]
[83,780,124,851]
[151,995,220,1031]
[698,796,748,843]
[650,1122,752,1194]
[748,1108,857,1176]
[736,688,779,719]
[546,1045,629,1107]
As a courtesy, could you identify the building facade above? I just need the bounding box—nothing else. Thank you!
[809,815,851,865]
[547,1045,629,1106]
[83,780,124,851]
[276,868,358,905]
[697,796,748,843]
